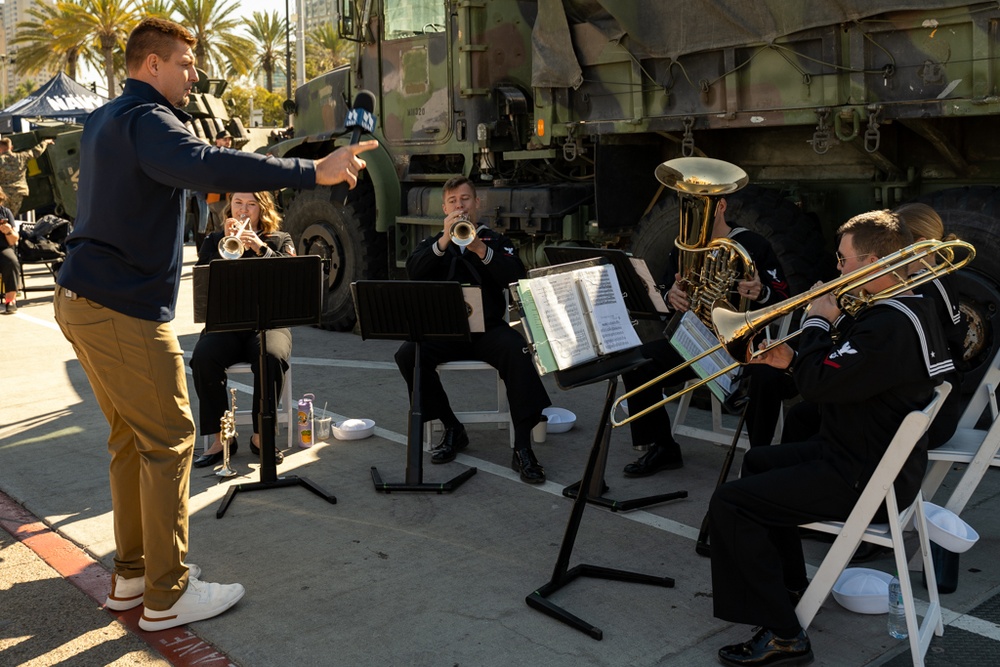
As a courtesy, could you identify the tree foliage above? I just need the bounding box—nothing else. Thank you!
[223,84,287,128]
[169,0,254,77]
[305,24,352,81]
[245,11,287,94]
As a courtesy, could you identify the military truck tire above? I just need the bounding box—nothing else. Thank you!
[916,186,1000,395]
[284,182,385,331]
[629,185,830,296]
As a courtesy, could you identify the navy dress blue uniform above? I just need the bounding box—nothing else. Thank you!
[394,227,551,441]
[709,295,953,634]
[622,226,791,454]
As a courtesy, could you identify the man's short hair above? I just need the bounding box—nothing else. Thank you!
[837,210,914,259]
[443,176,475,197]
[216,130,231,141]
[0,138,11,150]
[125,18,197,75]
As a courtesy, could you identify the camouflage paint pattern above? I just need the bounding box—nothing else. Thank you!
[284,0,1000,267]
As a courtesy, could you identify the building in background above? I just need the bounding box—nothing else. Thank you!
[2,0,55,106]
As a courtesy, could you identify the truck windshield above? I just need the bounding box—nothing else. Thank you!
[384,0,445,40]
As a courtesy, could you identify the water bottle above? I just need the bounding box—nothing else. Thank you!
[887,573,907,639]
[297,393,315,448]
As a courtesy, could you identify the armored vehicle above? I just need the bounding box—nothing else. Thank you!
[271,0,1000,393]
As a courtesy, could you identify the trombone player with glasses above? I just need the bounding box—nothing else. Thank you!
[620,158,791,477]
[707,210,960,667]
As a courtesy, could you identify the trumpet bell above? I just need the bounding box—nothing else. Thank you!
[218,235,245,259]
[655,157,749,196]
[451,219,477,247]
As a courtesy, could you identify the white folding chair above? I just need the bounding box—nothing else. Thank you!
[922,348,1000,515]
[203,363,295,452]
[795,383,951,667]
[422,361,515,450]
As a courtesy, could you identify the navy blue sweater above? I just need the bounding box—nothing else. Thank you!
[59,79,317,321]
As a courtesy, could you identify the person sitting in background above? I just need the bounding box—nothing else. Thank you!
[0,136,54,216]
[621,194,790,477]
[0,187,19,314]
[394,176,552,483]
[189,191,295,468]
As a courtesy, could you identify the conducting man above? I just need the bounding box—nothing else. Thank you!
[53,17,377,632]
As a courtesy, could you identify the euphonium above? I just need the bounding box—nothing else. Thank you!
[655,157,755,324]
[450,213,477,247]
[218,217,251,259]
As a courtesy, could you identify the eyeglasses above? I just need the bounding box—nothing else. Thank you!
[836,251,871,267]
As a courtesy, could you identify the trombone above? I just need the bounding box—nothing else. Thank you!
[609,238,976,427]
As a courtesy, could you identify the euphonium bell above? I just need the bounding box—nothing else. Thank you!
[655,157,755,324]
[218,217,251,259]
[450,214,477,247]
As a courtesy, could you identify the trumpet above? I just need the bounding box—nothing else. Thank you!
[218,217,251,259]
[450,214,477,247]
[609,238,976,427]
[216,388,238,478]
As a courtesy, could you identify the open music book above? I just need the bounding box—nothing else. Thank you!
[517,263,642,372]
[668,310,739,402]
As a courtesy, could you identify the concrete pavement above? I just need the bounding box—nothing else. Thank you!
[2,246,1000,666]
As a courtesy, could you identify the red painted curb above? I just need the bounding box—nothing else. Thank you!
[0,490,239,667]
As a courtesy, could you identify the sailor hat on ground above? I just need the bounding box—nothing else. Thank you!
[832,567,894,614]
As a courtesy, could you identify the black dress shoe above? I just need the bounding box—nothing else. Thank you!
[718,627,813,667]
[512,447,546,484]
[193,438,238,468]
[623,442,683,477]
[431,426,469,464]
[249,439,284,464]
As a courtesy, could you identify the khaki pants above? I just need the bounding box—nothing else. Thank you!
[54,288,194,609]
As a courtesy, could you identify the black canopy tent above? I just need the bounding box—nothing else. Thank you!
[0,72,107,134]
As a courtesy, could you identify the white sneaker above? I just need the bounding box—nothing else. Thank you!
[105,564,202,611]
[138,577,245,632]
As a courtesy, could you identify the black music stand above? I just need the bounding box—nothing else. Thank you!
[523,258,684,512]
[352,280,478,493]
[525,351,686,640]
[205,256,337,518]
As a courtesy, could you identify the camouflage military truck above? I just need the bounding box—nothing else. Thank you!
[13,69,248,247]
[275,1,1000,391]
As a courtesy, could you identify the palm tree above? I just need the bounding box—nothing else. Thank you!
[59,0,141,99]
[170,0,254,77]
[11,1,91,81]
[245,11,287,93]
[306,23,352,78]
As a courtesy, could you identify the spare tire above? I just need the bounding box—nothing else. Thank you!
[916,186,1000,395]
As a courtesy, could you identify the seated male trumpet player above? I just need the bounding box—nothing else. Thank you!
[708,210,954,666]
[394,176,552,483]
[621,194,790,476]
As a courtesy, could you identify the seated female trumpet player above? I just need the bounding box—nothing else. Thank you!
[189,191,295,468]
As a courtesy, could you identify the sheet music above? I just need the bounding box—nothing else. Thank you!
[530,272,599,369]
[669,310,738,401]
[575,265,642,354]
